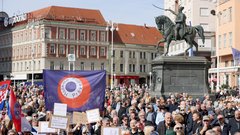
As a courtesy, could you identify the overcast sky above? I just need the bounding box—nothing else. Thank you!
[2,0,164,26]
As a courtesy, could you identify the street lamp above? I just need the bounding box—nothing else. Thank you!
[26,19,39,86]
[106,20,118,90]
[114,73,116,87]
[149,72,152,89]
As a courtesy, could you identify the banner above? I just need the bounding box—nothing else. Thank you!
[231,47,240,65]
[0,80,11,110]
[43,70,106,112]
[9,89,21,132]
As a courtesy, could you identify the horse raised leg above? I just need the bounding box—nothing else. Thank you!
[164,36,173,56]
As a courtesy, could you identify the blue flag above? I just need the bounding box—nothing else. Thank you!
[231,47,240,65]
[43,70,106,112]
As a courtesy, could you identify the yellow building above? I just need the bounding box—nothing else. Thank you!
[209,0,240,89]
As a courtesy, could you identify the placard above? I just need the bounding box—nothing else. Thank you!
[86,108,100,123]
[49,115,69,130]
[53,103,67,116]
[38,121,57,133]
[102,127,121,135]
[72,112,88,124]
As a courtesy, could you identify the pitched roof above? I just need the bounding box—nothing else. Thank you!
[29,6,106,26]
[114,23,163,46]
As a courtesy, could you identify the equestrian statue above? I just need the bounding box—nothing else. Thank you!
[154,5,205,56]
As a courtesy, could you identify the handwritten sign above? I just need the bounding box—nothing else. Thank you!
[49,115,69,130]
[102,127,121,135]
[53,103,67,116]
[86,108,100,123]
[38,121,57,133]
[72,112,88,124]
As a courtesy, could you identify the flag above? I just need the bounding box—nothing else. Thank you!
[43,70,106,112]
[9,89,21,132]
[0,80,11,110]
[231,47,240,65]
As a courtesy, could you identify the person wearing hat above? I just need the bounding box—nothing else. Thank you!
[198,115,212,135]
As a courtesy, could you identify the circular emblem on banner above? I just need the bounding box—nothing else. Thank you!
[58,75,91,108]
[14,102,21,119]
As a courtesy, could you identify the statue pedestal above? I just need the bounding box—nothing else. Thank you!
[151,56,210,97]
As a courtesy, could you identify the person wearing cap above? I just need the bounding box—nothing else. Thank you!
[198,115,212,135]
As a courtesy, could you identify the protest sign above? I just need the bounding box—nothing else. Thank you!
[38,121,57,133]
[49,115,69,130]
[102,127,121,135]
[86,108,100,123]
[72,112,88,124]
[53,103,67,116]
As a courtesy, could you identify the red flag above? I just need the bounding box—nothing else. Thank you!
[9,89,21,132]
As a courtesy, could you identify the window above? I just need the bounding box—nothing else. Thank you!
[45,28,51,39]
[60,62,64,70]
[90,47,96,56]
[223,33,226,48]
[91,63,94,70]
[133,64,135,72]
[151,53,154,60]
[229,7,232,22]
[200,8,209,17]
[113,50,115,57]
[129,64,132,72]
[70,46,75,54]
[113,63,115,72]
[101,63,104,70]
[140,52,142,59]
[70,29,75,40]
[100,47,106,56]
[120,51,123,58]
[120,64,123,72]
[50,44,55,54]
[143,52,146,59]
[59,28,65,39]
[133,51,135,58]
[80,62,84,70]
[80,30,86,41]
[70,63,74,70]
[225,61,228,67]
[218,35,221,49]
[100,31,106,42]
[129,51,132,58]
[90,31,96,41]
[140,65,142,72]
[143,65,146,72]
[50,61,54,70]
[80,46,85,55]
[229,32,232,47]
[59,45,65,54]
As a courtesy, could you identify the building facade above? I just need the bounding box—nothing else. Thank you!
[209,0,240,89]
[0,6,163,86]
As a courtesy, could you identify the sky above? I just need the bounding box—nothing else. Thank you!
[1,0,164,27]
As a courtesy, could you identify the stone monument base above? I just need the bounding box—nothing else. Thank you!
[150,56,210,97]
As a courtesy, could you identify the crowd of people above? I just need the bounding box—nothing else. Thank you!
[0,83,240,135]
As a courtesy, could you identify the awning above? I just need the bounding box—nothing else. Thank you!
[209,66,240,73]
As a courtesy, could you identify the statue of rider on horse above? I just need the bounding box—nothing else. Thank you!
[153,5,205,56]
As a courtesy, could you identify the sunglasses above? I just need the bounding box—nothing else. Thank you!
[83,132,89,134]
[176,127,183,130]
[203,120,209,122]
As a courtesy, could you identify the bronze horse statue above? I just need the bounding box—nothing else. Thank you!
[155,15,205,56]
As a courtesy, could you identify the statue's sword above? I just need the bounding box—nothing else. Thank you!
[152,4,166,10]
